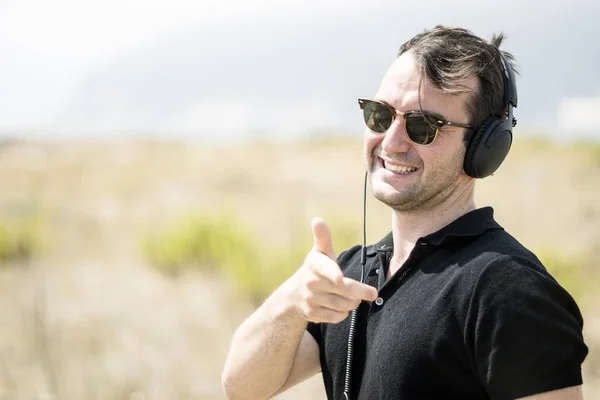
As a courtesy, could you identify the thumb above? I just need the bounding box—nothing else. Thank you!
[311,217,337,260]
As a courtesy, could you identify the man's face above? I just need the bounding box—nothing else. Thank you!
[363,51,478,212]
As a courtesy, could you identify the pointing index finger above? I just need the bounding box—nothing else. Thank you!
[337,277,378,302]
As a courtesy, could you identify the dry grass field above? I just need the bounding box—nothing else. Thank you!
[0,137,598,399]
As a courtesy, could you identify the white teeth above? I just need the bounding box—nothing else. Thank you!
[384,161,417,174]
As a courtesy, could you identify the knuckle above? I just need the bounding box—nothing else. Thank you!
[300,291,312,305]
[326,297,339,310]
[304,308,317,320]
[337,297,353,311]
[305,275,320,290]
[303,292,320,308]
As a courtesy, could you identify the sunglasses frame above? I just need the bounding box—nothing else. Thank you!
[358,98,473,146]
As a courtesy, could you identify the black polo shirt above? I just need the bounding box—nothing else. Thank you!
[307,207,588,400]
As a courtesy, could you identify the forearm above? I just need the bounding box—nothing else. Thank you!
[222,280,307,400]
[222,226,376,399]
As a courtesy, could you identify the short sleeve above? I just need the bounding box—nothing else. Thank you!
[466,255,588,400]
[306,321,322,347]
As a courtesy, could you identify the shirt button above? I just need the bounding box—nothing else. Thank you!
[375,268,380,274]
[375,297,384,306]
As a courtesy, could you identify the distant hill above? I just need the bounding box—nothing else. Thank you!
[52,4,600,141]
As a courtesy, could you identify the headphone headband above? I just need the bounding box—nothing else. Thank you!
[499,52,518,109]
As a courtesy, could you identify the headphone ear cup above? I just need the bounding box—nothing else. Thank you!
[464,117,512,178]
[464,118,494,178]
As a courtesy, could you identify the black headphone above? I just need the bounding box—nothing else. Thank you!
[463,51,518,178]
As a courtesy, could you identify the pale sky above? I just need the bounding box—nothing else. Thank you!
[1,0,598,140]
[0,0,386,132]
[0,0,384,61]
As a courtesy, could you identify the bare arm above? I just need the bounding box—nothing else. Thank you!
[221,219,377,400]
[516,385,583,400]
[269,329,321,397]
[221,279,319,400]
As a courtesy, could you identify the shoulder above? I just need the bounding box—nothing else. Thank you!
[464,245,585,343]
[469,253,570,309]
[337,244,363,263]
[453,228,563,294]
[436,228,549,294]
[463,239,588,398]
[466,230,565,298]
[465,229,578,310]
[462,228,543,268]
[453,229,585,332]
[336,244,367,273]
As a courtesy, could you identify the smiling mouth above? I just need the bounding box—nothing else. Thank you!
[379,157,418,175]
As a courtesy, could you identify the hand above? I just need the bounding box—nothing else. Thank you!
[291,217,378,324]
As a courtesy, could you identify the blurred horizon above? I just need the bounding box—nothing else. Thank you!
[1,0,600,142]
[0,137,599,398]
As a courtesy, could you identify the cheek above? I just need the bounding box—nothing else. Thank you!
[363,131,382,159]
[421,141,466,175]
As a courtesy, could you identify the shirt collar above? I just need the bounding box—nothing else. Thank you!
[368,206,503,255]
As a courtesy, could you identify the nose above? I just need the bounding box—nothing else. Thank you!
[381,118,412,154]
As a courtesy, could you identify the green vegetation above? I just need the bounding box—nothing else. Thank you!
[143,208,596,307]
[0,210,45,264]
[142,210,362,304]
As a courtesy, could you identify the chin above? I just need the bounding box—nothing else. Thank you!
[371,171,446,212]
[371,181,414,210]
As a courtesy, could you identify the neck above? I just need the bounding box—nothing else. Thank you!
[390,181,476,268]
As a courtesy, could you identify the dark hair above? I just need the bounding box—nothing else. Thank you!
[397,25,518,144]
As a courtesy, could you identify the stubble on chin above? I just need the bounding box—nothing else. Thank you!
[370,178,422,212]
[370,159,465,213]
[368,163,422,211]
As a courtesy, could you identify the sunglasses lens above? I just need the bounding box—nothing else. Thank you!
[406,114,437,145]
[363,101,393,133]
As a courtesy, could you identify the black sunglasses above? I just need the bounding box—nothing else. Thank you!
[358,98,472,146]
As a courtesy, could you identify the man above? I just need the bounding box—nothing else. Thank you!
[221,26,588,399]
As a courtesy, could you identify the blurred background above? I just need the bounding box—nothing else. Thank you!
[0,0,599,398]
